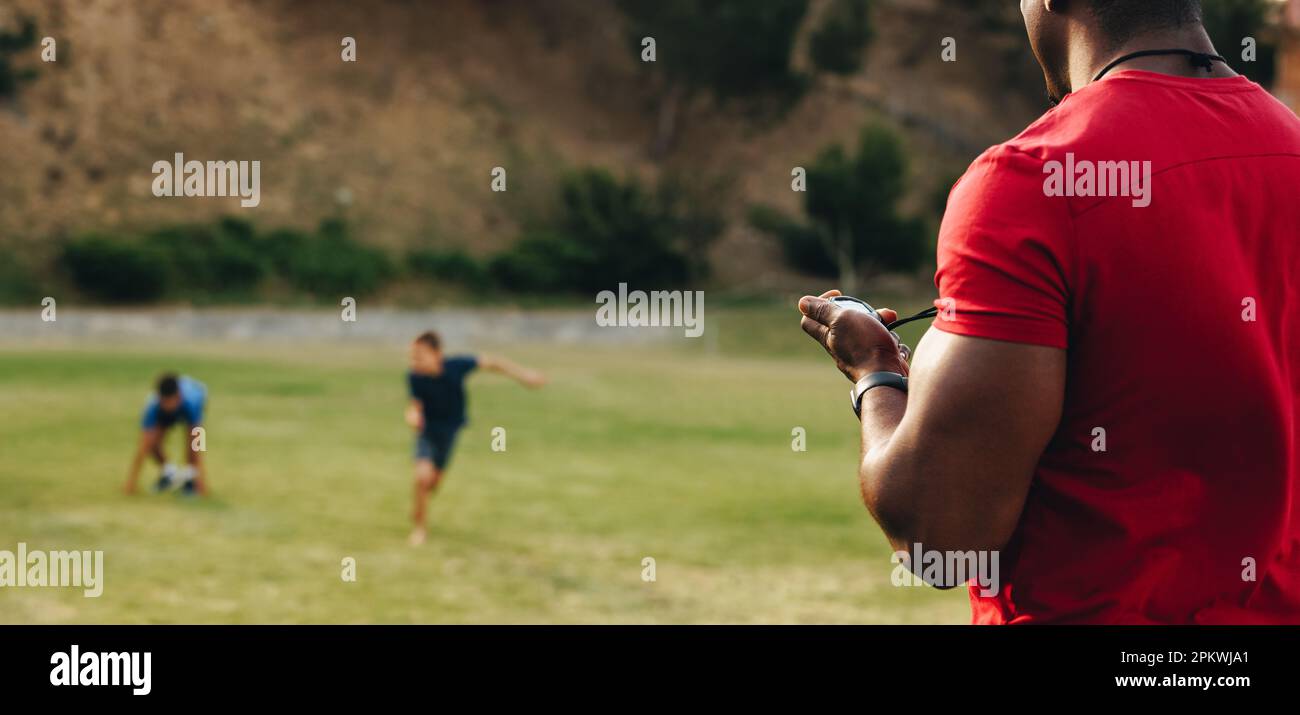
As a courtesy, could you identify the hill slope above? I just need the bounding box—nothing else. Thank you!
[0,0,1044,291]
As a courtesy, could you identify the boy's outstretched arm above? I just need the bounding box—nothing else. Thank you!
[125,428,161,494]
[478,354,546,388]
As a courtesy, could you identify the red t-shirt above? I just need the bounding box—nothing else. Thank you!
[935,70,1300,624]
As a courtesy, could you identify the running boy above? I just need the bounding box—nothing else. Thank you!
[125,373,209,496]
[406,331,545,545]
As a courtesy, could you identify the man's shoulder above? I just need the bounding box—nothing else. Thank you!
[947,140,1052,213]
[966,76,1176,176]
[970,74,1299,180]
[950,85,1157,208]
[940,118,1079,246]
[964,103,1095,179]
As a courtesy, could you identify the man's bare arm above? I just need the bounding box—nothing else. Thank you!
[799,294,1065,556]
[858,328,1064,555]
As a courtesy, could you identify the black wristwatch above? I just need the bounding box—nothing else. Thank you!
[851,372,908,418]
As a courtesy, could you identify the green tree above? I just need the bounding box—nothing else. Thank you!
[617,0,811,156]
[490,168,722,293]
[752,124,925,290]
[1201,0,1277,86]
[809,0,875,75]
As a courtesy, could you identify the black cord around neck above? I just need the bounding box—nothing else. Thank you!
[1093,48,1227,83]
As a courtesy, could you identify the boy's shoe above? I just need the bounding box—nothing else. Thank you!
[408,527,427,546]
[179,479,198,497]
[155,464,179,492]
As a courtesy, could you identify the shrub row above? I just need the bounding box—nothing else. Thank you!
[487,168,720,293]
[59,218,394,303]
[51,151,925,304]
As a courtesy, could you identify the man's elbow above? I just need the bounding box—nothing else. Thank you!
[859,456,1015,558]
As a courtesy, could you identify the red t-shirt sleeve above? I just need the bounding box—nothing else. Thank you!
[933,145,1074,350]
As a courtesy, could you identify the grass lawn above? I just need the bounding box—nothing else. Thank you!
[0,305,967,623]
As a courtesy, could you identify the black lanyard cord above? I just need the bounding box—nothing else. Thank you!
[1093,48,1227,83]
[885,307,939,331]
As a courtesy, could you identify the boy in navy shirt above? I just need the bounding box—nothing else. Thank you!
[406,331,545,545]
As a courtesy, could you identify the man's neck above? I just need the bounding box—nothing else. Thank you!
[1068,25,1237,94]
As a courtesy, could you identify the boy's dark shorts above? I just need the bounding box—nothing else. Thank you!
[414,424,461,470]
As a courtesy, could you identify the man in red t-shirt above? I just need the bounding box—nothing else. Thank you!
[798,0,1300,623]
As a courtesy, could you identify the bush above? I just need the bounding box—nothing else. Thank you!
[406,248,488,288]
[748,205,836,277]
[488,228,596,293]
[259,226,312,277]
[277,219,393,297]
[231,218,393,298]
[654,171,727,281]
[60,235,168,303]
[58,218,394,303]
[490,168,716,294]
[0,248,41,304]
[144,221,266,298]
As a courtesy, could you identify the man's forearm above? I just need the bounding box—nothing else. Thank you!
[799,294,1058,561]
[856,385,911,546]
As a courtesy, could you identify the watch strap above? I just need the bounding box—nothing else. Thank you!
[850,372,908,417]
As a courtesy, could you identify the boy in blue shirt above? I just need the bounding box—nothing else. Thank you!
[406,331,545,545]
[125,373,209,496]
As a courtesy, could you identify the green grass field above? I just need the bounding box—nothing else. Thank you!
[0,306,967,623]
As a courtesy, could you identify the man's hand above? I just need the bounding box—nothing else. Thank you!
[798,289,909,381]
[796,289,1067,554]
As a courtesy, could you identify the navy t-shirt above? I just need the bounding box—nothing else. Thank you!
[408,356,478,431]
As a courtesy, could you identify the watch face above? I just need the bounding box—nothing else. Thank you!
[829,295,879,320]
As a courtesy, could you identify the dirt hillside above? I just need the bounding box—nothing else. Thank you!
[0,0,1044,290]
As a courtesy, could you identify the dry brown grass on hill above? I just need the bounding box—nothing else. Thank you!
[0,0,1043,291]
